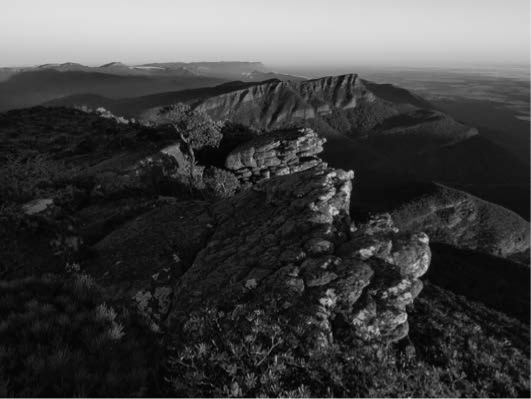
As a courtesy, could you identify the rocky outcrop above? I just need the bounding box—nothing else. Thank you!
[21,198,54,215]
[225,127,325,184]
[170,165,430,345]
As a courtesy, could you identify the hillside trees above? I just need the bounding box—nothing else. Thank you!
[141,103,223,186]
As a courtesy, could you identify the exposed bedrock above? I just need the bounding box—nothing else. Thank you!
[170,164,431,346]
[225,127,326,184]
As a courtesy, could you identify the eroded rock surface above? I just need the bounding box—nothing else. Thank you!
[89,201,215,328]
[170,165,430,345]
[225,127,325,184]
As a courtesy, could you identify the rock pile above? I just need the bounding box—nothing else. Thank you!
[225,127,325,184]
[170,164,430,345]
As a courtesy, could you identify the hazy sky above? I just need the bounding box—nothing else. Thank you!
[1,0,529,68]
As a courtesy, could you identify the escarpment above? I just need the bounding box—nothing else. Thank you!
[169,134,431,344]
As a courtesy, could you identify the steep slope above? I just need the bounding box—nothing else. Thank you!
[361,80,435,110]
[387,182,529,258]
[192,80,312,129]
[397,136,531,219]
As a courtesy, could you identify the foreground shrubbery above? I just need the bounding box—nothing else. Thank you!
[2,269,527,397]
[408,283,530,398]
[0,153,92,278]
[164,300,450,398]
[164,286,530,398]
[203,166,241,199]
[0,274,159,397]
[0,154,85,206]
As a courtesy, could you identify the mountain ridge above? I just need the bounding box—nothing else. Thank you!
[40,73,528,219]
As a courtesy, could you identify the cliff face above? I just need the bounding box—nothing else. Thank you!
[194,79,313,129]
[297,74,373,112]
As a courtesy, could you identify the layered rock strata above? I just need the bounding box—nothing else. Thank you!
[225,127,325,184]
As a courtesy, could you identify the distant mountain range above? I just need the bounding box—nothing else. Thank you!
[0,61,289,80]
[0,61,306,112]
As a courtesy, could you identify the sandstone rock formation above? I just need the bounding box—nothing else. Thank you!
[225,127,325,184]
[170,164,431,345]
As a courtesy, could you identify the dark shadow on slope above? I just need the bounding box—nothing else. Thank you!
[425,242,530,323]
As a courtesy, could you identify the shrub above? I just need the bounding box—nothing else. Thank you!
[203,167,240,199]
[220,122,259,149]
[0,274,159,397]
[0,153,93,214]
[164,299,447,398]
[164,287,530,398]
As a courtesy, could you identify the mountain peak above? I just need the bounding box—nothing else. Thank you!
[100,62,129,68]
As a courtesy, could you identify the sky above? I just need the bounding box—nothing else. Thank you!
[1,0,529,68]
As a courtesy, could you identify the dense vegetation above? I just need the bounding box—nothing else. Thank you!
[140,103,223,151]
[0,274,159,397]
[163,283,529,397]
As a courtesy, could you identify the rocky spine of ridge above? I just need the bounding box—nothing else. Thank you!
[170,132,431,344]
[297,73,374,112]
[225,128,326,184]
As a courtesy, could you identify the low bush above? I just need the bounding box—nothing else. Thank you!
[164,287,530,398]
[0,274,159,397]
[203,167,241,199]
[164,299,451,398]
[0,155,79,205]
